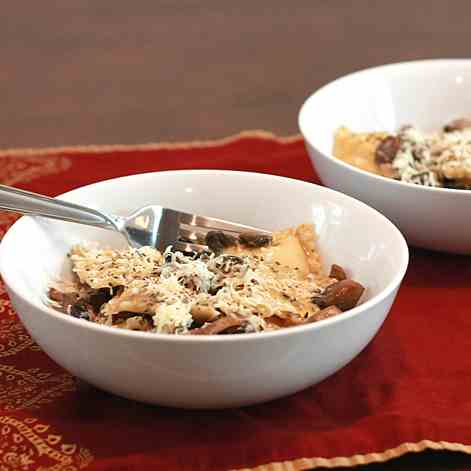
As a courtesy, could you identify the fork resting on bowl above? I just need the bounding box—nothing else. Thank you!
[0,184,271,252]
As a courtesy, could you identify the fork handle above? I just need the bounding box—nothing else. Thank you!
[0,184,119,230]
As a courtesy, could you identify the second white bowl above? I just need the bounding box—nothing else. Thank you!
[299,59,471,254]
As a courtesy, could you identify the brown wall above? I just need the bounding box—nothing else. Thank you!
[1,1,469,147]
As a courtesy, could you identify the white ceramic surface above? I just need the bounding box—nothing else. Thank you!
[299,59,471,254]
[0,171,408,408]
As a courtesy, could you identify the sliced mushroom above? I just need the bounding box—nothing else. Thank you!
[238,232,272,248]
[312,279,365,311]
[125,316,152,331]
[266,314,305,328]
[48,287,77,307]
[112,311,153,323]
[189,316,242,335]
[87,287,117,313]
[205,231,237,254]
[329,264,347,281]
[308,306,342,322]
[268,306,343,328]
[48,288,92,319]
[219,323,248,334]
[69,302,95,321]
[443,118,471,132]
[375,136,400,165]
[190,304,218,323]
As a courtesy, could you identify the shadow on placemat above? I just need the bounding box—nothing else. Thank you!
[314,450,471,471]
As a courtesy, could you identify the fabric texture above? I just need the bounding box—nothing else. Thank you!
[0,132,470,471]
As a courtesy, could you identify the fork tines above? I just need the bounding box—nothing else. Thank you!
[174,211,271,254]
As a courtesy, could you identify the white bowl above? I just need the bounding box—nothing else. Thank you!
[0,171,408,408]
[299,59,471,254]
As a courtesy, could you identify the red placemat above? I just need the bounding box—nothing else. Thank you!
[0,132,470,471]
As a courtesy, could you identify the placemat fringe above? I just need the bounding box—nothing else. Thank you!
[233,440,471,471]
[0,131,302,158]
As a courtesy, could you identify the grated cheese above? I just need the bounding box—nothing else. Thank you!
[393,126,471,187]
[70,245,162,289]
[64,224,335,334]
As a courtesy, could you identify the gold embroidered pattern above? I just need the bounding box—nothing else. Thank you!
[0,154,71,359]
[0,366,75,412]
[0,156,71,187]
[0,283,40,359]
[0,416,93,470]
[0,319,37,359]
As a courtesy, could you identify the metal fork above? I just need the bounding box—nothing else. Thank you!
[0,184,271,252]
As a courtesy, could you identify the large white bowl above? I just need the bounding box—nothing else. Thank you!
[0,171,408,408]
[299,59,471,254]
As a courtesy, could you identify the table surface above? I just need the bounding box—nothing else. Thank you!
[2,2,471,470]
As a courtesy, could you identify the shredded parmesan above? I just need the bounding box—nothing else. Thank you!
[54,224,344,334]
[70,245,162,289]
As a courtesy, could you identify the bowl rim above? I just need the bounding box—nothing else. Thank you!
[298,58,471,196]
[0,169,409,344]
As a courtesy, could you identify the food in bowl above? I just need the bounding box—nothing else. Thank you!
[334,119,471,189]
[48,224,365,335]
[0,170,407,408]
